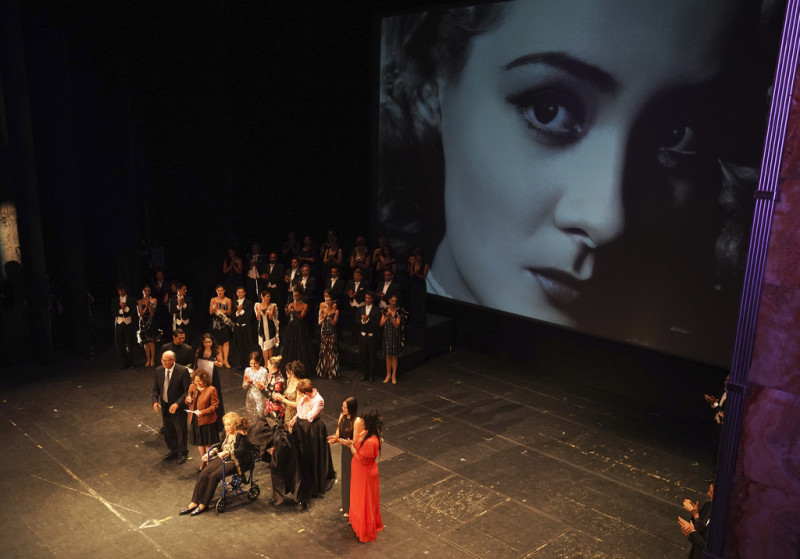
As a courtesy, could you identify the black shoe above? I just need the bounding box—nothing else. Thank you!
[176,454,187,465]
[179,508,192,516]
[190,506,205,516]
[296,502,307,511]
[158,427,165,435]
[266,498,275,505]
[162,451,178,461]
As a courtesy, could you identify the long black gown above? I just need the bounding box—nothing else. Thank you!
[280,309,315,375]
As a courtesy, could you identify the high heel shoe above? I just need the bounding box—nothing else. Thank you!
[382,376,391,384]
[391,377,396,384]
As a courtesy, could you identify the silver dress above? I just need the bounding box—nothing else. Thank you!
[242,365,268,423]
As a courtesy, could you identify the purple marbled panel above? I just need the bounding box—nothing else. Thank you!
[737,384,800,494]
[725,475,800,559]
[764,176,800,288]
[749,284,800,393]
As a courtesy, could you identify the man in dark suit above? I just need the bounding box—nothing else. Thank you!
[678,483,713,559]
[345,267,367,344]
[376,269,401,309]
[231,286,255,371]
[295,264,318,308]
[246,243,267,301]
[112,284,136,369]
[168,283,194,341]
[265,251,286,308]
[160,328,194,369]
[152,350,191,463]
[358,292,382,382]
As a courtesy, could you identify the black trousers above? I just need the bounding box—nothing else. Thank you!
[191,457,227,506]
[359,334,378,380]
[115,322,135,366]
[161,404,187,455]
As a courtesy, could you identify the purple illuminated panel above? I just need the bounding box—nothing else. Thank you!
[707,1,800,557]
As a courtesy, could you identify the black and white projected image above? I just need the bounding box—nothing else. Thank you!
[377,0,784,366]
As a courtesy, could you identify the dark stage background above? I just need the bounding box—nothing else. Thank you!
[3,0,731,422]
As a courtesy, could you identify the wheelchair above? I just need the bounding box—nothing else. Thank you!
[206,444,261,514]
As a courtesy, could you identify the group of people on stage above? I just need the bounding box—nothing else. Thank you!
[116,230,425,385]
[150,342,384,542]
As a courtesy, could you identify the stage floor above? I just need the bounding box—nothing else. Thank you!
[0,349,712,558]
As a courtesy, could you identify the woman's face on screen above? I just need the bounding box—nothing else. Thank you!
[433,0,741,325]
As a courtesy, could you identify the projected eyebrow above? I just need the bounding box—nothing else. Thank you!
[504,52,618,93]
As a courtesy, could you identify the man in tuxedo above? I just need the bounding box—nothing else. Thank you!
[266,251,285,308]
[376,269,401,309]
[246,243,267,301]
[152,350,191,463]
[358,292,382,382]
[168,283,194,341]
[296,264,318,308]
[678,483,713,559]
[160,328,194,369]
[112,284,136,369]
[345,267,367,344]
[231,286,255,371]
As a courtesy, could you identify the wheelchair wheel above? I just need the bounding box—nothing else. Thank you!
[215,497,227,513]
[247,484,260,501]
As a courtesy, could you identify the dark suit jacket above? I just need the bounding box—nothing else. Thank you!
[345,279,367,307]
[376,280,401,305]
[168,295,194,324]
[326,277,345,302]
[160,342,195,368]
[152,363,191,409]
[295,276,318,303]
[359,305,382,337]
[111,295,135,324]
[233,298,255,326]
[266,263,285,289]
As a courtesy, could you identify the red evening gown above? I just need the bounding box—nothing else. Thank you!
[348,435,383,542]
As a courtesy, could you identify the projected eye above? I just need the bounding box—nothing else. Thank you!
[656,124,698,170]
[507,88,586,146]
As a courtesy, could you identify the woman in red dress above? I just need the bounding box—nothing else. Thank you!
[341,409,384,543]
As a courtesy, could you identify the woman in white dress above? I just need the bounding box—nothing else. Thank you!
[241,351,268,423]
[255,289,280,363]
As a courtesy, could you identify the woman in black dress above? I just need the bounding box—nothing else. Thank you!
[185,369,220,470]
[381,295,407,384]
[137,285,160,367]
[209,285,233,368]
[280,287,315,375]
[327,397,363,517]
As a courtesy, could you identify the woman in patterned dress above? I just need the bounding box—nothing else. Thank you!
[263,356,286,421]
[381,295,407,384]
[315,290,340,378]
[241,351,267,423]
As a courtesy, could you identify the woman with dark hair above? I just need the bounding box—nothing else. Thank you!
[221,248,243,298]
[262,356,286,421]
[321,232,343,283]
[316,290,340,379]
[179,412,254,516]
[349,236,371,284]
[185,369,219,470]
[255,289,280,362]
[378,0,781,365]
[341,409,384,542]
[328,397,363,517]
[209,285,232,368]
[373,244,397,281]
[380,295,407,384]
[281,286,315,374]
[242,351,267,423]
[137,285,160,367]
[273,360,302,430]
[194,333,226,432]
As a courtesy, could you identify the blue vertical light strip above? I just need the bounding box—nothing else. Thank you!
[706,1,800,557]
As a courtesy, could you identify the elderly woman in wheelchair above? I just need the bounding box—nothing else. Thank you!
[179,412,255,516]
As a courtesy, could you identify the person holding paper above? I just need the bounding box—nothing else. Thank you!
[185,369,220,470]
